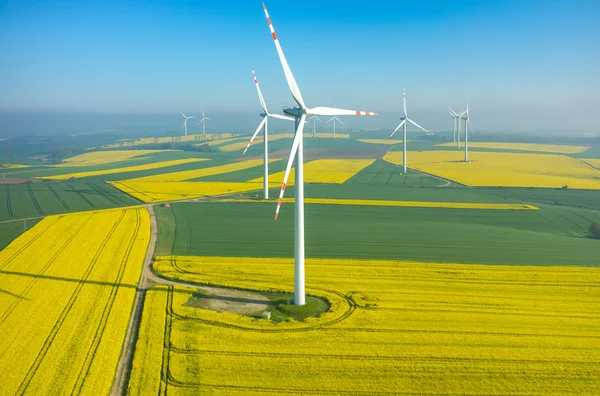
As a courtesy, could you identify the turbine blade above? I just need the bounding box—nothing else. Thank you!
[269,113,295,121]
[407,118,428,133]
[275,113,307,220]
[315,116,321,121]
[263,3,306,109]
[201,108,205,117]
[309,107,378,116]
[336,117,344,124]
[448,108,457,117]
[390,119,406,137]
[188,116,196,119]
[403,88,407,118]
[180,110,186,118]
[243,117,268,155]
[327,117,334,123]
[205,117,212,121]
[252,69,269,114]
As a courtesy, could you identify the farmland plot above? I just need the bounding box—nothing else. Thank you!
[0,208,150,395]
[384,151,600,190]
[129,256,600,395]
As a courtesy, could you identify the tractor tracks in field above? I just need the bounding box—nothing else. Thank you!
[17,211,127,395]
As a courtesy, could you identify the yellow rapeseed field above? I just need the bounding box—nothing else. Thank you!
[43,158,208,180]
[224,197,539,210]
[356,139,406,145]
[100,133,241,149]
[59,150,169,166]
[109,181,277,203]
[219,133,350,152]
[0,163,31,169]
[126,159,268,183]
[581,158,600,169]
[435,141,590,154]
[384,150,600,189]
[129,256,600,394]
[0,208,150,395]
[127,286,169,395]
[250,159,375,184]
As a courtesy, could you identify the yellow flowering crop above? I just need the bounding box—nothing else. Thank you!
[251,159,375,184]
[219,133,349,152]
[133,255,600,394]
[384,150,600,189]
[127,286,169,395]
[0,208,150,395]
[0,163,31,169]
[582,158,600,169]
[435,142,590,154]
[109,181,278,203]
[223,197,539,210]
[127,159,269,183]
[43,158,208,180]
[100,133,241,149]
[357,139,407,145]
[58,150,170,166]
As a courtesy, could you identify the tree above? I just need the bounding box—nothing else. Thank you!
[589,221,600,239]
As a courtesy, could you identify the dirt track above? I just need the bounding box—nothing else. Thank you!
[111,204,271,395]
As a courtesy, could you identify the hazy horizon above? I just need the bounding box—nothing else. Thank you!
[1,0,599,136]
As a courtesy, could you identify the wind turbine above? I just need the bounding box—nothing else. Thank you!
[263,2,377,305]
[462,100,471,162]
[180,111,196,137]
[243,68,295,200]
[448,108,461,144]
[327,114,343,139]
[308,115,321,136]
[390,89,429,174]
[198,109,212,135]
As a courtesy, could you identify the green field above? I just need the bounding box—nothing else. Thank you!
[159,201,600,266]
[0,181,140,221]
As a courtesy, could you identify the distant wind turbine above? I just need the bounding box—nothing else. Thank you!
[448,108,463,145]
[308,115,321,136]
[180,111,196,137]
[462,100,471,162]
[390,89,429,174]
[263,2,377,305]
[198,109,212,135]
[327,113,343,139]
[242,68,294,200]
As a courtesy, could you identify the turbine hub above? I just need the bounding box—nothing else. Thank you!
[283,107,303,118]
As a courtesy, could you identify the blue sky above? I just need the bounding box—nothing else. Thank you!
[1,0,599,134]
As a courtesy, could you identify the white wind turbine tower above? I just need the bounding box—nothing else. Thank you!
[462,100,471,162]
[242,68,295,199]
[180,111,196,137]
[448,108,462,144]
[390,89,429,174]
[308,115,321,136]
[327,114,343,139]
[263,2,377,305]
[198,108,212,135]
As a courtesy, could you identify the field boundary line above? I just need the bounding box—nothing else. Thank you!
[380,156,460,187]
[0,216,61,272]
[159,286,174,395]
[110,205,155,396]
